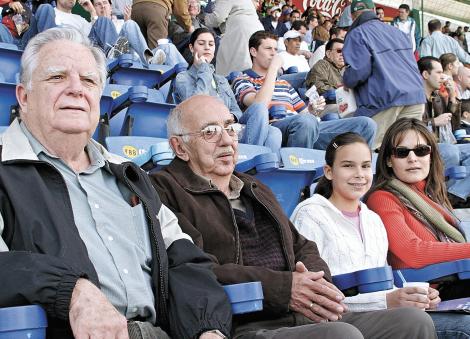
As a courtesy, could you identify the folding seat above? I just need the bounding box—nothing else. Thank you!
[106,54,186,102]
[0,43,22,84]
[0,82,18,127]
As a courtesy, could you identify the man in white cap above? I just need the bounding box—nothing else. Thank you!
[278,29,311,72]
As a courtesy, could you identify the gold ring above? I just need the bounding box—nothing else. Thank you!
[309,302,314,309]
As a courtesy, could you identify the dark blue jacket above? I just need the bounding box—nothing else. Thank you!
[343,11,426,117]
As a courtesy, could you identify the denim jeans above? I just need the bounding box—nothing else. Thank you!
[315,116,377,150]
[439,143,470,200]
[429,312,470,339]
[89,16,119,54]
[271,114,320,148]
[0,24,14,44]
[118,20,151,65]
[278,72,308,91]
[272,115,376,150]
[153,42,188,67]
[14,4,118,52]
[239,102,282,154]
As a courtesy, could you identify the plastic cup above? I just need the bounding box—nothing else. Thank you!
[403,282,429,310]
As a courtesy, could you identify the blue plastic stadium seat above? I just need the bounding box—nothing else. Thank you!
[120,100,175,138]
[235,143,273,173]
[0,82,17,126]
[0,43,22,84]
[237,147,325,217]
[223,282,263,315]
[393,259,470,287]
[0,305,47,339]
[107,55,185,102]
[333,266,394,296]
[105,136,168,160]
[132,141,173,169]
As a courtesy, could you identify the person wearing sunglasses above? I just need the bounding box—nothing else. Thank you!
[366,118,470,306]
[305,38,344,97]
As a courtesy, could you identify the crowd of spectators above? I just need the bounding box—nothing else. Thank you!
[2,0,470,338]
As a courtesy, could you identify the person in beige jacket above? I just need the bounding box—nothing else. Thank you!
[132,0,194,49]
[204,0,263,76]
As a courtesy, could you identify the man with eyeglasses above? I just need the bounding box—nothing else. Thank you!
[306,38,345,96]
[150,94,437,339]
[0,27,231,339]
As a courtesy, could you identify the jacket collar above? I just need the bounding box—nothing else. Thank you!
[165,157,255,193]
[1,119,127,165]
[349,10,379,32]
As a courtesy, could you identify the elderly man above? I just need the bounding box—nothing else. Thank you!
[278,29,310,72]
[305,38,344,95]
[455,66,470,100]
[150,94,437,339]
[0,27,231,339]
[343,0,425,149]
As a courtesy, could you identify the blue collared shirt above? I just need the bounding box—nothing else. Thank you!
[20,123,157,323]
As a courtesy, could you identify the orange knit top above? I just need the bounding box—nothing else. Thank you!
[366,180,470,269]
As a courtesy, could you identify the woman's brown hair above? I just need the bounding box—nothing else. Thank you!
[366,118,452,209]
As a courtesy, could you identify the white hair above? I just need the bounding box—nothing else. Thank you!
[167,105,190,142]
[20,27,107,90]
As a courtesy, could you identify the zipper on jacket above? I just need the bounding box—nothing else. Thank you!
[121,171,169,327]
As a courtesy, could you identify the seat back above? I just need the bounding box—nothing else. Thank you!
[237,147,324,217]
[0,82,18,126]
[120,101,175,138]
[105,136,168,160]
[0,44,22,84]
[0,305,47,338]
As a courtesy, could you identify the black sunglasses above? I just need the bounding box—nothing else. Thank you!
[392,145,432,158]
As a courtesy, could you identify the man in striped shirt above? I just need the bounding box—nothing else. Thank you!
[232,30,377,149]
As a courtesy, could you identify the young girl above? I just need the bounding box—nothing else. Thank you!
[291,132,470,338]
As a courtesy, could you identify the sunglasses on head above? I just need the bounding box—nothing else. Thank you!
[392,145,432,158]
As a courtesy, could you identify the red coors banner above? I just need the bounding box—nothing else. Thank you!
[293,0,350,16]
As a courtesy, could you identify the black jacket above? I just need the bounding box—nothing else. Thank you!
[0,121,232,338]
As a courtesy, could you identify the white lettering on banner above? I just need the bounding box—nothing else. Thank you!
[301,0,348,16]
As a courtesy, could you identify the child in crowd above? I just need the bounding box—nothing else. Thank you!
[291,131,470,338]
[461,99,470,133]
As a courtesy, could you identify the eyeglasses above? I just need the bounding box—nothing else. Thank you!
[176,123,242,143]
[392,145,432,158]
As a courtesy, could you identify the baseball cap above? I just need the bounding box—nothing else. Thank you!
[283,30,302,40]
[350,0,375,13]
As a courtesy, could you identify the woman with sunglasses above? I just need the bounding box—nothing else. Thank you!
[366,118,470,304]
[173,27,281,153]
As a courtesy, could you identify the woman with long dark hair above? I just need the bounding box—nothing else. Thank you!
[173,27,281,152]
[366,118,470,303]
